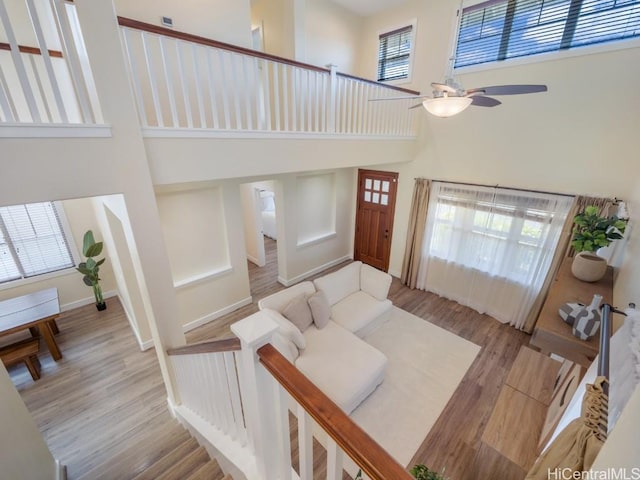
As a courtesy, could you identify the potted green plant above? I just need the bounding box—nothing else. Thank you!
[410,464,448,480]
[571,205,627,282]
[76,230,107,311]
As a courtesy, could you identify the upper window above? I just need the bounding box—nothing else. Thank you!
[378,25,414,82]
[0,202,75,284]
[455,0,640,68]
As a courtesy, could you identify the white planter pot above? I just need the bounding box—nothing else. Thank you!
[571,251,608,282]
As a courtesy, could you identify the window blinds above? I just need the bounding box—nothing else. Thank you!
[456,0,640,68]
[0,202,74,283]
[378,25,413,81]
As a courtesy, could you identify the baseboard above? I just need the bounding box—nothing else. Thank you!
[278,255,352,287]
[60,289,117,312]
[388,268,401,279]
[182,297,253,333]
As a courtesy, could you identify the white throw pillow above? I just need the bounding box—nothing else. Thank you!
[282,294,314,332]
[262,308,306,350]
[360,263,392,301]
[308,290,331,329]
[313,261,362,306]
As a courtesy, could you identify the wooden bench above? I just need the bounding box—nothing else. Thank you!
[0,337,41,380]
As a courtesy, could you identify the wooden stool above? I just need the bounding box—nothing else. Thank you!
[0,337,41,380]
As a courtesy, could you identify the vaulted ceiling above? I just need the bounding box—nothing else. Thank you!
[330,0,410,16]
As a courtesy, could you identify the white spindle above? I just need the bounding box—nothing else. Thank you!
[217,49,231,129]
[306,70,312,132]
[27,56,51,122]
[141,33,164,127]
[205,49,219,129]
[297,405,313,480]
[297,69,303,131]
[282,64,289,131]
[191,44,206,128]
[313,72,320,132]
[51,0,93,123]
[176,41,193,128]
[0,0,40,122]
[242,55,253,130]
[274,384,293,480]
[290,67,297,131]
[25,0,67,122]
[328,65,337,133]
[320,72,327,132]
[224,351,246,443]
[159,36,178,127]
[214,354,234,434]
[229,52,242,129]
[0,67,17,121]
[326,437,344,480]
[122,29,148,126]
[272,61,281,131]
[256,57,268,130]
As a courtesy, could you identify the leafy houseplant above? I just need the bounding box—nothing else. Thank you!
[76,230,107,311]
[570,205,627,282]
[410,464,448,480]
[571,205,627,253]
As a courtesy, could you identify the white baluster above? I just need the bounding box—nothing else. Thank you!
[242,55,253,130]
[28,56,52,122]
[229,53,242,129]
[224,351,246,443]
[306,70,311,132]
[121,29,148,126]
[159,36,178,127]
[216,50,231,129]
[256,57,268,130]
[291,67,297,131]
[297,404,313,480]
[272,61,281,131]
[282,64,289,131]
[214,353,233,434]
[205,49,219,129]
[340,79,347,133]
[176,40,193,128]
[0,0,40,122]
[326,437,343,480]
[313,72,320,132]
[274,384,293,480]
[25,0,67,122]
[320,72,327,132]
[328,64,337,133]
[51,0,94,123]
[141,33,163,127]
[0,67,17,121]
[191,44,206,128]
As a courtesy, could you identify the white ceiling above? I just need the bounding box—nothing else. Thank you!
[330,0,410,17]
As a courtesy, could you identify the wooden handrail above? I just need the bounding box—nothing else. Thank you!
[0,42,63,58]
[257,343,413,480]
[167,337,241,356]
[117,16,420,96]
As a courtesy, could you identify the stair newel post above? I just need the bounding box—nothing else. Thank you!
[327,63,338,133]
[231,312,283,480]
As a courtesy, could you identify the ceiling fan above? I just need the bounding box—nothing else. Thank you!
[372,80,548,118]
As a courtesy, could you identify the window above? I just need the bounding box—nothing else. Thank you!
[378,25,414,82]
[0,202,75,284]
[455,0,640,68]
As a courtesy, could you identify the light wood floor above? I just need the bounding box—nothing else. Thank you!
[10,236,531,479]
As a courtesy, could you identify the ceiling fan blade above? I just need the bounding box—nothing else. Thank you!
[409,103,424,110]
[473,84,548,96]
[368,95,426,102]
[471,95,502,107]
[431,82,457,94]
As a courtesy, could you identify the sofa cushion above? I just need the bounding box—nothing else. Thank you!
[331,291,393,337]
[282,294,313,332]
[313,261,362,306]
[307,290,331,329]
[262,308,306,350]
[258,281,316,313]
[296,321,387,414]
[360,263,392,301]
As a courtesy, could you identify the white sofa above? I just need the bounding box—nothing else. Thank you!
[257,261,393,414]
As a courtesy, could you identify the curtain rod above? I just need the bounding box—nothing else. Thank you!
[414,178,594,200]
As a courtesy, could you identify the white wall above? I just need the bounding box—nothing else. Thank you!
[156,183,251,331]
[304,0,363,74]
[0,364,58,479]
[251,0,296,58]
[296,172,336,245]
[114,0,252,48]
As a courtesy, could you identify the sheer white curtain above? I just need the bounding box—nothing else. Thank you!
[416,183,574,329]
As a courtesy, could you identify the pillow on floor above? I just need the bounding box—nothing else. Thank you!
[308,290,331,329]
[282,293,314,332]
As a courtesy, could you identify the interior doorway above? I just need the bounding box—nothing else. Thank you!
[354,169,398,272]
[240,180,279,296]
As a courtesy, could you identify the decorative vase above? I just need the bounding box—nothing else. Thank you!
[571,251,608,282]
[558,302,585,326]
[571,294,603,340]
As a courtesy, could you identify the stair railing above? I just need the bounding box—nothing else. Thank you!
[0,0,102,125]
[118,17,420,137]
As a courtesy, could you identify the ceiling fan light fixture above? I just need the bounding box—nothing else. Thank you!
[422,96,472,118]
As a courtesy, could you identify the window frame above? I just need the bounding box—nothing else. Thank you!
[0,201,80,291]
[453,0,640,73]
[376,19,418,85]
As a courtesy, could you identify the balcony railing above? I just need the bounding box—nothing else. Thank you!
[0,0,102,126]
[118,17,420,137]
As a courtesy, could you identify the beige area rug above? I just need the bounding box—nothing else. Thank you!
[340,306,481,474]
